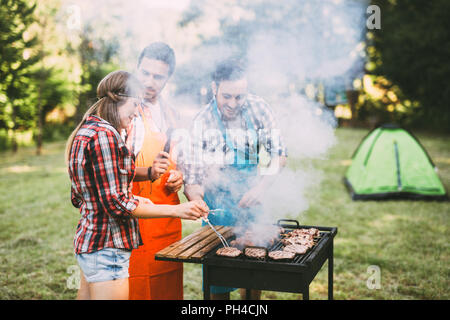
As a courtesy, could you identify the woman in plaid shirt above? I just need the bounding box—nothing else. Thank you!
[66,70,209,300]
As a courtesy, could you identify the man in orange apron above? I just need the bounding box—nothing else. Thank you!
[126,42,184,300]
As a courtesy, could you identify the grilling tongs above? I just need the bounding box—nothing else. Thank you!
[202,217,230,248]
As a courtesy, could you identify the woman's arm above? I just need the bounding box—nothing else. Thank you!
[90,129,209,221]
[132,195,208,220]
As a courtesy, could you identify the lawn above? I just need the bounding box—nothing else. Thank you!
[0,127,448,300]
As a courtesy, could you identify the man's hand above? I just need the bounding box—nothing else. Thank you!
[238,185,264,208]
[150,151,170,181]
[165,170,183,193]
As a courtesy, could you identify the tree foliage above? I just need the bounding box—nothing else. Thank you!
[0,0,40,150]
[0,0,120,151]
[369,0,450,131]
[176,0,366,102]
[73,24,120,123]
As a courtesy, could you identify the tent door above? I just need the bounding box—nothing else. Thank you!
[394,141,402,191]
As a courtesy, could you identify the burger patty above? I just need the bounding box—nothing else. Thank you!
[216,247,242,258]
[268,250,295,260]
[244,248,267,260]
[283,244,309,255]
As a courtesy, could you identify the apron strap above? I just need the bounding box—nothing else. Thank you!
[211,99,258,164]
[139,102,173,156]
[160,98,178,129]
[137,104,151,133]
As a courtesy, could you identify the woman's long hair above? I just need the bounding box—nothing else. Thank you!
[65,70,142,163]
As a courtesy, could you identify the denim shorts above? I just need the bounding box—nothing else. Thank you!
[76,247,132,283]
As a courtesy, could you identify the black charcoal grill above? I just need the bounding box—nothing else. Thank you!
[203,219,337,300]
[155,219,337,300]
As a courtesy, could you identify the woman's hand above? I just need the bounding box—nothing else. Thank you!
[134,195,152,205]
[175,200,209,220]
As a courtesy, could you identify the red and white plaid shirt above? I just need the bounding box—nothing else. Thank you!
[69,115,142,254]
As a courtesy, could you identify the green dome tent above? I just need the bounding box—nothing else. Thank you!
[344,124,448,200]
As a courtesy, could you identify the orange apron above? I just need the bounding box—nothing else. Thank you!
[128,105,183,300]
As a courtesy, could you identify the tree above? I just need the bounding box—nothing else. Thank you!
[369,0,450,131]
[176,0,366,103]
[30,0,71,155]
[0,0,40,152]
[75,25,120,122]
[28,67,70,155]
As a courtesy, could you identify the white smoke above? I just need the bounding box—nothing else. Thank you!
[222,0,368,238]
[61,0,368,240]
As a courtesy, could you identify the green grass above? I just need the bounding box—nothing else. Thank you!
[0,128,449,300]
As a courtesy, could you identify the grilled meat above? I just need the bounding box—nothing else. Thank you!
[230,237,254,248]
[283,228,320,239]
[244,248,266,260]
[281,237,314,248]
[285,230,313,240]
[283,244,309,255]
[231,225,282,249]
[306,228,320,237]
[216,247,242,258]
[217,227,318,259]
[279,227,318,254]
[268,250,295,261]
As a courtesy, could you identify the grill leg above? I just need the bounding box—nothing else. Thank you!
[245,288,252,300]
[302,286,309,300]
[328,241,334,300]
[203,266,210,300]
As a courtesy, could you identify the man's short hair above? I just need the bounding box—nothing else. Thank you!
[212,58,247,84]
[138,42,176,76]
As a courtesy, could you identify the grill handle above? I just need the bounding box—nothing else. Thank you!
[243,246,268,261]
[276,219,300,229]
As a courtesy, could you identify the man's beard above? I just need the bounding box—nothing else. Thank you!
[222,105,243,120]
